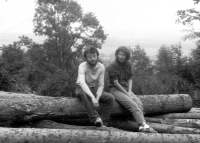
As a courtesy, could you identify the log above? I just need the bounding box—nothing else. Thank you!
[0,127,200,143]
[0,91,192,125]
[188,108,200,113]
[43,118,200,134]
[27,120,122,132]
[145,117,200,128]
[148,123,200,134]
[110,119,200,134]
[150,113,200,119]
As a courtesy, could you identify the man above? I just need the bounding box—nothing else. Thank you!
[108,46,157,133]
[76,46,115,127]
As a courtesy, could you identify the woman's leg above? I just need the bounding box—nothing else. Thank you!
[109,87,145,125]
[131,92,144,113]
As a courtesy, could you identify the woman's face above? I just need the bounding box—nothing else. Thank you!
[117,51,126,63]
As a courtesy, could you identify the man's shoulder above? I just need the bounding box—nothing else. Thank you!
[98,62,105,67]
[78,62,87,71]
[97,62,105,71]
[79,62,87,67]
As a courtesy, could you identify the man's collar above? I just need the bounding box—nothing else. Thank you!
[87,62,99,69]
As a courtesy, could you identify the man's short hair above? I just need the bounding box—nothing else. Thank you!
[83,46,99,58]
[115,46,131,61]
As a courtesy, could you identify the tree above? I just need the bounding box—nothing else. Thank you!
[0,37,28,92]
[176,0,200,44]
[155,43,187,75]
[176,0,200,92]
[155,45,174,74]
[189,45,200,88]
[31,0,107,96]
[130,45,152,75]
[33,0,107,71]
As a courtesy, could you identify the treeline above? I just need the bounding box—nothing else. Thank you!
[0,37,200,106]
[130,44,198,98]
[0,35,82,97]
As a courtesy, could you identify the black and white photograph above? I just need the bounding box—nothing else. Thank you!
[0,0,200,142]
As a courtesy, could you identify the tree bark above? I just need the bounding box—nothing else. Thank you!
[150,113,200,119]
[28,120,122,132]
[0,91,192,125]
[38,118,200,134]
[0,127,200,143]
[188,108,200,113]
[109,119,200,134]
[148,122,200,134]
[145,117,200,128]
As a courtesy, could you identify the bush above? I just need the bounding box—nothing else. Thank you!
[132,73,193,95]
[37,70,75,97]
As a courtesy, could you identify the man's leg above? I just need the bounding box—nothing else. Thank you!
[77,89,100,124]
[109,87,145,125]
[99,92,115,126]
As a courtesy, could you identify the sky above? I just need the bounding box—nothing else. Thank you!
[0,0,199,57]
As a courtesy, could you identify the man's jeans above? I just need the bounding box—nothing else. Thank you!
[76,86,115,125]
[109,87,145,125]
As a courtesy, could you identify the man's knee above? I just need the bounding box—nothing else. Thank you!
[76,89,90,101]
[102,92,115,104]
[107,92,115,99]
[108,93,115,101]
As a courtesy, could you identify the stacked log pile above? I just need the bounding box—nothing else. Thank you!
[0,91,200,143]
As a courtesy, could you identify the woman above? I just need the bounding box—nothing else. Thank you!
[108,46,157,133]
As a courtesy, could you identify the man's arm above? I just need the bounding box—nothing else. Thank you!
[77,64,98,106]
[96,66,105,101]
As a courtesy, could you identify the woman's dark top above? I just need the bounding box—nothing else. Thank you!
[108,60,133,88]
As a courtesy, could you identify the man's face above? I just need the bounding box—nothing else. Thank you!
[117,51,126,63]
[86,52,98,66]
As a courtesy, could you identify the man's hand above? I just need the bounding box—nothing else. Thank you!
[92,98,99,107]
[96,94,101,102]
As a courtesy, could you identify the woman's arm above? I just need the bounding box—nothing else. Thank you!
[128,78,136,97]
[113,79,132,98]
[128,78,133,95]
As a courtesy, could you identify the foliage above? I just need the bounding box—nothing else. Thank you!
[1,0,200,107]
[130,45,153,75]
[189,45,200,89]
[175,0,200,106]
[132,74,193,95]
[176,0,200,44]
[0,65,13,91]
[38,70,73,97]
[0,39,28,92]
[1,1,107,97]
[155,45,174,74]
[33,0,107,70]
[22,0,106,96]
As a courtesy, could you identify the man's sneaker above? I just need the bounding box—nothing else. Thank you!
[94,118,103,127]
[139,124,158,133]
